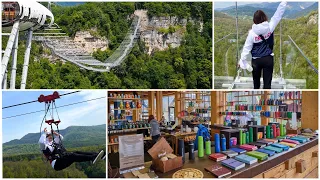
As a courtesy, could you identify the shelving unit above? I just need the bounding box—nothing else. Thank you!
[218,91,303,128]
[108,92,150,123]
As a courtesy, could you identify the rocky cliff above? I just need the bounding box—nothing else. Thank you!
[135,10,203,55]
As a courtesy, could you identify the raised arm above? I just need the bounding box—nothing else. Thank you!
[38,133,54,152]
[269,1,287,32]
[54,134,64,144]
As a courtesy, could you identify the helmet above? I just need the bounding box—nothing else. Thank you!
[46,131,52,137]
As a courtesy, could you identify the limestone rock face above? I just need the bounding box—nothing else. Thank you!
[135,10,203,55]
[73,29,109,53]
[307,13,318,26]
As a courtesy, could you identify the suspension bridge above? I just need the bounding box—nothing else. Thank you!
[1,1,141,89]
[214,2,318,89]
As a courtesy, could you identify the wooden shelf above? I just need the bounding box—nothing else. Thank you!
[282,99,302,101]
[114,108,147,111]
[234,94,264,97]
[229,110,262,112]
[181,92,211,95]
[266,117,301,120]
[219,114,246,116]
[223,91,238,94]
[177,98,210,102]
[108,97,142,100]
[226,101,246,103]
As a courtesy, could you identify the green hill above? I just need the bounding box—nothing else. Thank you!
[3,124,106,155]
[3,125,106,178]
[217,2,318,19]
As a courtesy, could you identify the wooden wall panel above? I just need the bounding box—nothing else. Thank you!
[301,91,318,130]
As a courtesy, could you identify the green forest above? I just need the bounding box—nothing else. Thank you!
[3,145,106,178]
[214,10,318,89]
[2,2,212,89]
[3,125,106,178]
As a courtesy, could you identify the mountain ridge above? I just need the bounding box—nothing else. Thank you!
[215,2,317,19]
[3,124,106,155]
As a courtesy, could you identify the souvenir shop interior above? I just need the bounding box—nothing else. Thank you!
[107,91,318,178]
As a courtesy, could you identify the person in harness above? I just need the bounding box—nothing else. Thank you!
[39,128,105,171]
[239,1,287,89]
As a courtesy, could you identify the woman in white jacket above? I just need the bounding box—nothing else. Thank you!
[239,1,287,89]
[39,128,105,171]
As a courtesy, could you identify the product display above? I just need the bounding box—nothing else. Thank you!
[290,137,307,143]
[214,134,221,153]
[256,148,276,157]
[189,143,195,160]
[205,164,232,178]
[221,158,246,170]
[240,130,243,145]
[235,154,258,165]
[249,142,266,148]
[246,151,268,161]
[178,139,185,163]
[206,140,212,155]
[279,142,297,148]
[198,136,205,157]
[108,91,318,179]
[222,150,238,157]
[230,147,246,154]
[239,144,258,151]
[271,143,290,151]
[282,139,300,144]
[256,139,273,145]
[249,127,253,143]
[221,135,227,151]
[264,146,283,153]
[209,153,227,162]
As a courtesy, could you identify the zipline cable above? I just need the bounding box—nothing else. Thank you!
[39,103,51,137]
[3,96,106,120]
[2,91,80,109]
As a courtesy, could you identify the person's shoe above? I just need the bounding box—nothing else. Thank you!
[93,150,104,164]
[101,151,106,160]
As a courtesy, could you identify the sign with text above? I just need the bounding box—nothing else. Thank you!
[119,134,145,174]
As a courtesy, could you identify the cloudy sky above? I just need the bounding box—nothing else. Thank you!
[2,91,106,143]
[214,2,260,9]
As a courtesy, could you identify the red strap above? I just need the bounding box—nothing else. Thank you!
[45,119,54,125]
[53,120,61,125]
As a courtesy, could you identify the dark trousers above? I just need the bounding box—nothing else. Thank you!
[54,151,97,171]
[152,134,160,144]
[251,55,274,89]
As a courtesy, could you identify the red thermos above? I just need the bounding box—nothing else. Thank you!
[276,127,280,137]
[272,124,277,138]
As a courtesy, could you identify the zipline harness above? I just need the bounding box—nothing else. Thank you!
[39,91,66,162]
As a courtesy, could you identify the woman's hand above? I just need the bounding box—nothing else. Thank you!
[53,131,59,136]
[44,127,47,133]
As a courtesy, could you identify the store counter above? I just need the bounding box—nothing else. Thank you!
[132,137,318,178]
[170,132,197,155]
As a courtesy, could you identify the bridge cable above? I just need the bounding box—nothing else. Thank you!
[2,91,80,109]
[3,96,106,120]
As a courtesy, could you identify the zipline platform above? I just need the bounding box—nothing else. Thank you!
[215,76,306,89]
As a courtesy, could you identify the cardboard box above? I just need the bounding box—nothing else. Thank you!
[148,137,183,173]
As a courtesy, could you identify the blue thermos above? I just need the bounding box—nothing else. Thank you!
[215,133,221,153]
[221,134,226,151]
